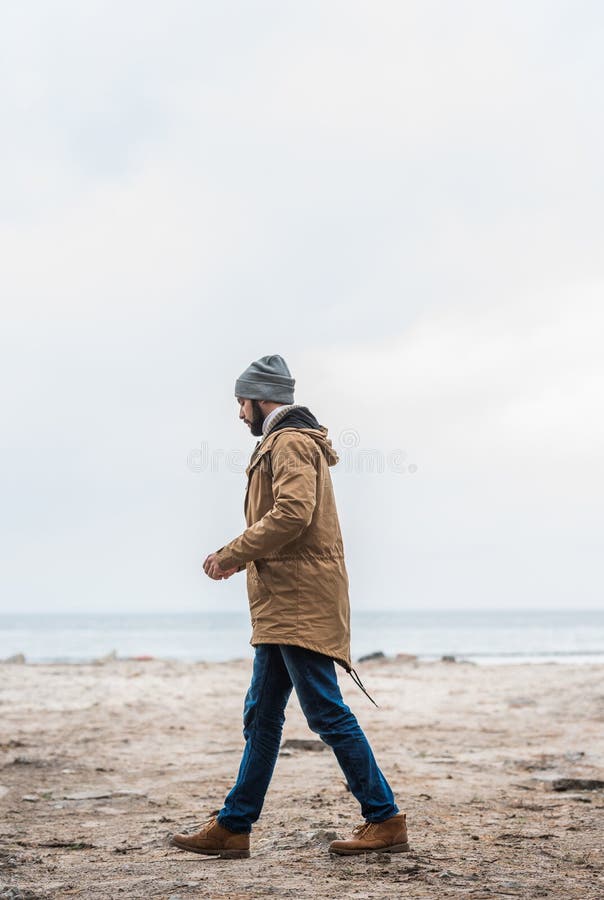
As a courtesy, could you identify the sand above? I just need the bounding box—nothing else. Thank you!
[1,655,603,899]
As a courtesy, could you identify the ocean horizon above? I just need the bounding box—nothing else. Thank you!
[1,608,603,666]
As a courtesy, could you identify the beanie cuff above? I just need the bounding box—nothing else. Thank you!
[235,377,295,403]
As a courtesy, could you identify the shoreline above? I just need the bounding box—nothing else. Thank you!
[3,609,603,671]
[3,651,604,666]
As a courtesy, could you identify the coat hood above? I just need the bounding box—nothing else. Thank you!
[298,427,340,467]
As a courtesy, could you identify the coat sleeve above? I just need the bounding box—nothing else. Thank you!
[214,434,318,569]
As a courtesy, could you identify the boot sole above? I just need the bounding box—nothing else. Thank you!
[329,841,410,856]
[171,838,250,859]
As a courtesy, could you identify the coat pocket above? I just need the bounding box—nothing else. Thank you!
[259,558,299,610]
[251,559,298,637]
[252,559,273,595]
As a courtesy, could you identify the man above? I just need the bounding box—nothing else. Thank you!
[171,355,408,859]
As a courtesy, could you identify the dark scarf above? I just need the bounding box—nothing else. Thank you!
[267,405,322,434]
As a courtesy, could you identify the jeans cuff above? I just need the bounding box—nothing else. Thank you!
[366,806,400,823]
[216,814,251,835]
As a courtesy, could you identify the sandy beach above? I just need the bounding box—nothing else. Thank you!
[1,655,603,899]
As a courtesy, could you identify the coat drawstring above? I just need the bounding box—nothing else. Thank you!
[348,666,380,708]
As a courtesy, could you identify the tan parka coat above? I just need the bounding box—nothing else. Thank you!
[214,424,352,672]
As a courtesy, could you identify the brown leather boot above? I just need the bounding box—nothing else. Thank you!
[329,812,409,855]
[171,815,250,859]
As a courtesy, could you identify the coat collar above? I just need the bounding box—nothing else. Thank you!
[245,426,310,477]
[245,428,283,476]
[245,424,335,477]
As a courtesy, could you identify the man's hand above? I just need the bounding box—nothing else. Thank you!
[203,553,238,580]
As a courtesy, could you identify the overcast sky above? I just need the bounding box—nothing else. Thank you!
[1,1,603,614]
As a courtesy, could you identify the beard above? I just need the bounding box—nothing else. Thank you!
[249,399,265,437]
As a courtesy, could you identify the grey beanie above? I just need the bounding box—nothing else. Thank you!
[235,354,295,403]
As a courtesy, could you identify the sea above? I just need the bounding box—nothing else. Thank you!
[0,609,603,665]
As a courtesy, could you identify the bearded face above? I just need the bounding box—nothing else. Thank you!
[249,399,265,437]
[238,397,266,437]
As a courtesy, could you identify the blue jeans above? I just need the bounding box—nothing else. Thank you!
[216,643,399,834]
